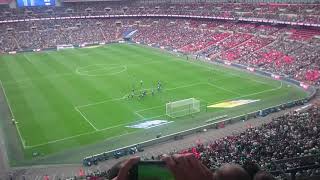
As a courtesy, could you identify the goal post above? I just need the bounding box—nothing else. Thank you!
[166,98,200,118]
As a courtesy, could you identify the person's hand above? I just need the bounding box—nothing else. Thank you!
[162,153,214,180]
[112,156,140,180]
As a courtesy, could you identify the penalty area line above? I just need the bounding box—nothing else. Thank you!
[207,82,242,96]
[24,113,171,149]
[75,96,126,109]
[74,107,98,131]
[207,82,283,105]
[75,82,204,109]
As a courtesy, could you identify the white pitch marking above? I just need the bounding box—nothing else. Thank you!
[80,65,121,73]
[207,82,242,96]
[76,96,126,109]
[134,82,214,114]
[134,111,145,119]
[0,79,26,148]
[168,55,273,86]
[3,72,75,85]
[3,59,170,86]
[208,82,283,105]
[75,61,164,72]
[24,82,284,149]
[137,81,283,114]
[23,54,33,64]
[76,65,127,77]
[237,81,283,99]
[74,107,98,131]
[25,128,135,149]
[24,130,96,149]
[164,82,204,91]
[75,63,121,72]
[75,60,166,77]
[77,78,268,115]
[75,82,204,109]
[25,110,172,149]
[135,104,165,114]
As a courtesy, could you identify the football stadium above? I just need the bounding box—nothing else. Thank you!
[0,0,319,179]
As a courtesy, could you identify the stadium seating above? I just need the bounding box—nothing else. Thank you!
[0,16,319,85]
[219,36,274,61]
[290,29,320,41]
[189,105,320,170]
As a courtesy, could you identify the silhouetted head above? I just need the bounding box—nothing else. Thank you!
[242,161,261,179]
[214,164,251,180]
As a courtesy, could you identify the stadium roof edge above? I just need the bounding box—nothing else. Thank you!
[62,0,123,2]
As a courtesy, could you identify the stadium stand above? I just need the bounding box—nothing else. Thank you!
[179,106,320,172]
[1,17,319,84]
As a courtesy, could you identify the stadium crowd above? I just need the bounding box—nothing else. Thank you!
[1,2,320,24]
[0,19,121,52]
[186,106,320,170]
[0,17,319,84]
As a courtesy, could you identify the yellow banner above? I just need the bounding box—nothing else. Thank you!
[208,99,260,108]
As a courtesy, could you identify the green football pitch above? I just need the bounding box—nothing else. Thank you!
[0,43,308,165]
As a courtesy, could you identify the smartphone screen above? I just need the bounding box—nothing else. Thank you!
[136,161,175,180]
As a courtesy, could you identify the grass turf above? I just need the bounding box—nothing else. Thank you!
[0,43,308,165]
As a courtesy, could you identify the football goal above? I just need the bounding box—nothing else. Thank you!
[166,98,200,118]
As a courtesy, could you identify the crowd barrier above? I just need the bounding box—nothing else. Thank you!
[270,154,320,180]
[7,41,119,55]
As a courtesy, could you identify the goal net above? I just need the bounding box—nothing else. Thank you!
[166,98,200,118]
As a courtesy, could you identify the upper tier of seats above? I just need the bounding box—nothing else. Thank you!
[0,2,320,24]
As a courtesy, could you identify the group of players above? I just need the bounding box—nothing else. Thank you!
[127,80,162,100]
